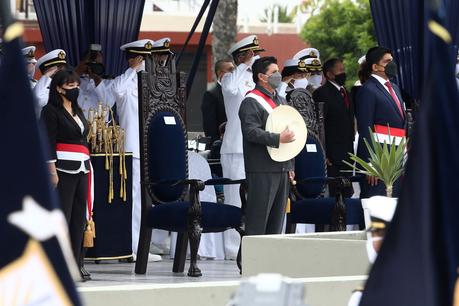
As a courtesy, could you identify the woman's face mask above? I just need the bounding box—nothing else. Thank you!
[308,74,322,88]
[293,78,309,89]
[62,87,80,103]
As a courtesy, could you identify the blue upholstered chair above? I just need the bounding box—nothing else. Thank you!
[134,56,244,277]
[286,134,364,232]
[285,89,363,232]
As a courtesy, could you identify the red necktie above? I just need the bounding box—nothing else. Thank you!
[384,81,404,118]
[340,87,350,108]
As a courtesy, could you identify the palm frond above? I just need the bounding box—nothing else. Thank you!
[344,127,407,195]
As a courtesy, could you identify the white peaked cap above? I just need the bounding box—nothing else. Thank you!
[228,35,265,56]
[293,48,320,60]
[151,37,172,53]
[36,49,67,72]
[366,196,398,224]
[22,46,37,64]
[120,39,154,54]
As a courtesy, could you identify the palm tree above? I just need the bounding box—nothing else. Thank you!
[212,0,238,80]
[260,4,293,23]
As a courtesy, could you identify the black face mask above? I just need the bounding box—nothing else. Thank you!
[384,61,398,79]
[334,72,346,86]
[63,88,79,103]
[87,62,105,76]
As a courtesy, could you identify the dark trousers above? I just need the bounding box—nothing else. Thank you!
[245,172,289,236]
[57,171,87,266]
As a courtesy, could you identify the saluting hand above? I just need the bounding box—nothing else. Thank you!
[242,50,255,65]
[280,127,295,144]
[44,66,59,78]
[130,56,144,70]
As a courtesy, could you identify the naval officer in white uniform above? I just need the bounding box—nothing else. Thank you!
[293,48,323,91]
[278,58,310,99]
[148,37,175,255]
[151,37,173,67]
[220,35,265,260]
[34,49,68,116]
[108,39,161,262]
[22,46,38,88]
[347,197,398,306]
[75,44,115,118]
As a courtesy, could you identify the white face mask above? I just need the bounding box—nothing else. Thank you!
[455,64,459,76]
[293,78,309,89]
[249,55,261,68]
[137,60,146,72]
[366,236,383,264]
[308,74,322,88]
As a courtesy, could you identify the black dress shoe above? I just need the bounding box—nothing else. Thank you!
[80,266,91,281]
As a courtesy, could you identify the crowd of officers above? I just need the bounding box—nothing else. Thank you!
[201,35,409,259]
[22,38,172,280]
[20,34,409,284]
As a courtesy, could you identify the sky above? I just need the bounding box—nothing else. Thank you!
[149,0,304,23]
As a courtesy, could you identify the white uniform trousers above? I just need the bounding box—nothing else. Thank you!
[221,153,245,259]
[151,229,169,250]
[347,291,362,306]
[169,151,225,259]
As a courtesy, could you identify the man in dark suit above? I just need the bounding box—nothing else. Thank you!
[356,46,406,198]
[201,59,234,143]
[238,56,295,235]
[313,58,355,197]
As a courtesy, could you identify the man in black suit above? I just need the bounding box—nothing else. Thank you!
[201,59,234,143]
[313,58,355,197]
[238,56,295,235]
[356,46,406,198]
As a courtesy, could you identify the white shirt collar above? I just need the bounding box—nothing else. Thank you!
[329,80,342,91]
[371,74,390,86]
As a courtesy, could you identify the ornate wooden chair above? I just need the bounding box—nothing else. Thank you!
[134,55,244,277]
[286,89,363,232]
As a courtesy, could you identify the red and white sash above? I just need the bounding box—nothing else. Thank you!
[56,143,94,222]
[373,124,406,145]
[246,89,277,113]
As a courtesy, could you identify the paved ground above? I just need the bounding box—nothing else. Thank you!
[78,258,241,287]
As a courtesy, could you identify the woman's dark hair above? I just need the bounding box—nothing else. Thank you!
[281,66,299,79]
[252,56,277,84]
[48,68,82,116]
